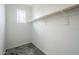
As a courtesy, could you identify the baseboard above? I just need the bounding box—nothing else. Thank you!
[0,50,5,55]
[32,43,46,55]
[5,42,32,50]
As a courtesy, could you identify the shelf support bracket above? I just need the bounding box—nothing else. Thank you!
[60,10,70,25]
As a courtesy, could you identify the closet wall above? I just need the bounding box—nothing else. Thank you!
[0,4,5,54]
[5,4,32,49]
[32,6,79,54]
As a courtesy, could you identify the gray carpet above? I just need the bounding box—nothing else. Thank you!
[5,43,45,55]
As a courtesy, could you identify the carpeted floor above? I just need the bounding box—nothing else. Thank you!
[5,43,45,55]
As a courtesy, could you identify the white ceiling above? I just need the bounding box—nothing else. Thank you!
[24,4,75,7]
[24,4,39,7]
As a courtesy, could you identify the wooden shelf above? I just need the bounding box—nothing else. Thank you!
[28,4,79,23]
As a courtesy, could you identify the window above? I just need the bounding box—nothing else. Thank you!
[17,9,26,23]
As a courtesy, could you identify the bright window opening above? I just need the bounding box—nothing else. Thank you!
[17,9,26,23]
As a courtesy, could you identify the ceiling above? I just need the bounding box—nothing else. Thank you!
[24,4,75,8]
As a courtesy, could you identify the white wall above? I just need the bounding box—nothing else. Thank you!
[0,4,5,54]
[32,6,79,54]
[32,4,75,19]
[5,4,32,49]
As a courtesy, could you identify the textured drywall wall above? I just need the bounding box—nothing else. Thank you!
[32,6,79,55]
[5,4,32,49]
[0,4,5,54]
